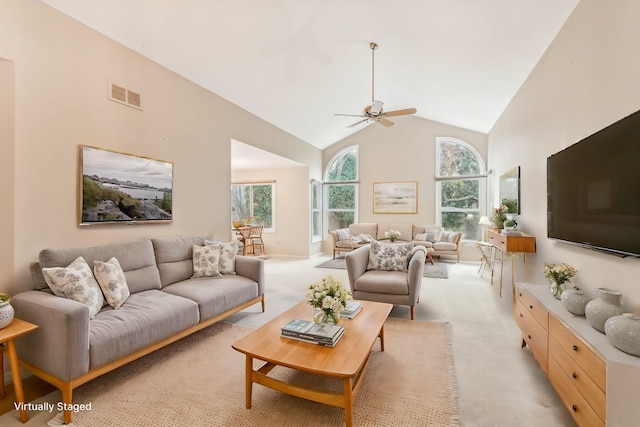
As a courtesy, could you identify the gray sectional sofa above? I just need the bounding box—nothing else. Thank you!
[330,223,463,262]
[11,235,264,425]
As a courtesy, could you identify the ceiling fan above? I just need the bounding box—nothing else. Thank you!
[335,42,417,128]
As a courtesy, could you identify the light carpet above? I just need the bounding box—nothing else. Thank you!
[316,257,449,279]
[61,318,458,426]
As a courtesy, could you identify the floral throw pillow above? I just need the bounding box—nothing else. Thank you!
[94,257,130,309]
[192,245,222,278]
[42,256,105,319]
[211,241,237,275]
[367,240,415,272]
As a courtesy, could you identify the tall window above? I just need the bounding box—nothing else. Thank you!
[435,137,487,241]
[231,182,275,232]
[324,146,358,231]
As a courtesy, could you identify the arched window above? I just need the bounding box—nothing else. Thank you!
[435,137,487,241]
[324,146,359,231]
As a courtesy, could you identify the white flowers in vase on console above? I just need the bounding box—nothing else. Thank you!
[384,229,401,242]
[544,263,577,299]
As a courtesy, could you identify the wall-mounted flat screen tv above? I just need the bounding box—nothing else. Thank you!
[547,109,640,258]
[80,145,173,225]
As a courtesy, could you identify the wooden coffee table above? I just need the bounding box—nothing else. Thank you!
[232,300,392,427]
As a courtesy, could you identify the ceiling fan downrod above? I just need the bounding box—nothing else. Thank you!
[370,42,378,103]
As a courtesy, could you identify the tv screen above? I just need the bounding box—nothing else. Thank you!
[547,109,640,258]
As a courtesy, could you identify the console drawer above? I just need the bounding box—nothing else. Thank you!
[549,356,605,427]
[549,315,606,391]
[516,288,549,330]
[515,300,548,373]
[549,335,606,421]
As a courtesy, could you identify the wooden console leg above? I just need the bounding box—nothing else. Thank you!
[245,356,253,409]
[61,383,73,425]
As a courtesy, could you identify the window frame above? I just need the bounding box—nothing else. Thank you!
[230,181,276,233]
[311,179,322,243]
[323,145,359,233]
[434,137,487,241]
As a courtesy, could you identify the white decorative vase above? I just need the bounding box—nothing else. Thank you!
[0,300,14,329]
[561,289,590,316]
[605,313,640,357]
[585,288,624,333]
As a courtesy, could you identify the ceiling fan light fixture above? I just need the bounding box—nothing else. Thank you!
[370,100,383,115]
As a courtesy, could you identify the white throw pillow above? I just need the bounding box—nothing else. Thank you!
[414,233,428,241]
[94,257,130,309]
[192,245,222,278]
[211,241,237,275]
[335,228,351,241]
[367,240,415,272]
[425,229,443,243]
[42,256,105,319]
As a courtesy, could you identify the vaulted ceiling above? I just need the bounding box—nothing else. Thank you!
[41,0,579,150]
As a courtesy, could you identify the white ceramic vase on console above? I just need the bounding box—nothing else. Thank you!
[585,288,624,333]
[561,288,590,316]
[605,313,640,357]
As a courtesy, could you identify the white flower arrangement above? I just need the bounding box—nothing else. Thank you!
[384,229,401,242]
[306,276,352,323]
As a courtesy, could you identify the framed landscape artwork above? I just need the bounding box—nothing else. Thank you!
[373,181,418,214]
[79,145,173,225]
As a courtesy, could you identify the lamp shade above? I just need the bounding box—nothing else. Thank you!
[478,216,492,225]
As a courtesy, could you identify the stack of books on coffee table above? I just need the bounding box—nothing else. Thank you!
[341,301,362,319]
[281,318,345,347]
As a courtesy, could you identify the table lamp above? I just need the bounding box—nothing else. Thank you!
[478,216,492,242]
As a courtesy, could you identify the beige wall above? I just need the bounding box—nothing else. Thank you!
[232,166,311,257]
[1,0,321,293]
[0,60,15,295]
[489,0,640,310]
[323,114,488,258]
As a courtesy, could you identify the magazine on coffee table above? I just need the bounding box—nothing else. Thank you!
[281,319,344,345]
[282,327,345,347]
[341,301,362,319]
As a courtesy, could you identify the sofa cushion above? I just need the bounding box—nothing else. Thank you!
[349,223,378,237]
[93,257,130,309]
[38,239,161,294]
[192,245,222,278]
[162,276,259,321]
[367,240,414,272]
[333,228,351,241]
[152,235,212,287]
[89,290,199,369]
[412,241,434,249]
[354,270,409,295]
[433,241,458,251]
[42,256,104,319]
[214,241,238,275]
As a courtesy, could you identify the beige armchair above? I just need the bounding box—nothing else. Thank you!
[345,244,426,320]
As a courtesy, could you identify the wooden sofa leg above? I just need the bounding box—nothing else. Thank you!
[62,383,73,424]
[410,306,415,320]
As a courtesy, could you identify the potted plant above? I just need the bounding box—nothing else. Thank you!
[503,219,517,230]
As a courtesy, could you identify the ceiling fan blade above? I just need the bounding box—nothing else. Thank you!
[377,118,394,127]
[383,108,417,117]
[335,113,367,118]
[347,118,369,128]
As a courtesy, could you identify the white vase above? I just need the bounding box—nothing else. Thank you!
[605,313,640,357]
[585,288,624,333]
[0,300,14,329]
[561,289,590,316]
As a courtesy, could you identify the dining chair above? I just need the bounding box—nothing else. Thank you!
[244,225,265,256]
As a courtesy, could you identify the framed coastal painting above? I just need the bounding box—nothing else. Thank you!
[79,145,173,225]
[373,181,418,214]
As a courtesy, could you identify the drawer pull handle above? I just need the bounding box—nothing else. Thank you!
[572,372,577,379]
[572,345,578,351]
[519,313,523,318]
[572,404,577,412]
[529,305,533,309]
[527,334,532,340]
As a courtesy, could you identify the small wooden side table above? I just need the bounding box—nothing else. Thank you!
[0,318,38,423]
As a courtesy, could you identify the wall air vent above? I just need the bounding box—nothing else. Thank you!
[108,81,142,110]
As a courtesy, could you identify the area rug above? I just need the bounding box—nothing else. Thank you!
[316,257,449,279]
[66,319,458,426]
